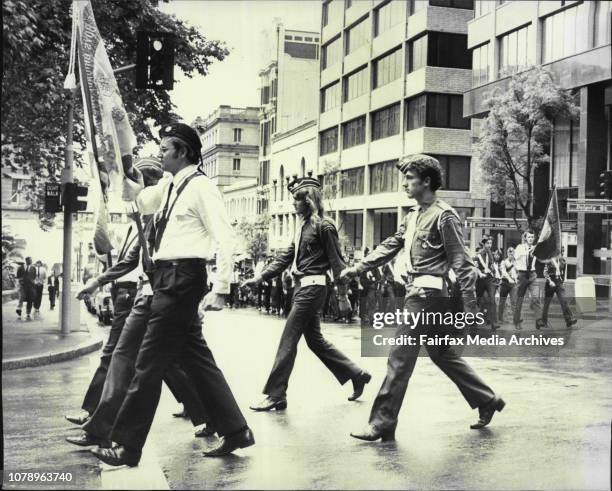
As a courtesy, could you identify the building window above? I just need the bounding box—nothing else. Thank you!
[542,2,590,64]
[594,1,612,47]
[285,35,293,40]
[408,32,469,72]
[410,0,428,14]
[406,93,469,130]
[373,46,403,88]
[408,34,427,72]
[322,36,341,69]
[370,160,399,194]
[371,104,401,141]
[429,0,474,8]
[320,127,339,155]
[342,116,366,149]
[110,213,123,223]
[233,128,242,142]
[260,85,270,105]
[260,160,270,185]
[321,81,340,113]
[471,42,489,87]
[374,1,404,37]
[344,213,363,248]
[233,158,241,171]
[343,66,368,102]
[474,0,493,17]
[552,116,580,188]
[431,155,471,191]
[498,24,533,77]
[345,17,369,55]
[341,167,364,197]
[10,179,24,204]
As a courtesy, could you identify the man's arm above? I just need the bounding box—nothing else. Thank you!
[260,243,295,282]
[96,241,142,286]
[439,212,477,304]
[320,218,346,280]
[354,222,406,274]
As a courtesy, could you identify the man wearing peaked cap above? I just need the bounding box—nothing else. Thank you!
[243,174,371,412]
[159,122,202,154]
[341,153,504,442]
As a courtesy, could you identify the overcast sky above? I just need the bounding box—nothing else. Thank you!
[160,0,321,122]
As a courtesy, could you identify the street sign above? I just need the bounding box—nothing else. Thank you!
[567,199,612,214]
[44,183,62,213]
[465,217,525,230]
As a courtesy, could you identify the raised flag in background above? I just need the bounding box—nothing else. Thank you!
[534,187,562,262]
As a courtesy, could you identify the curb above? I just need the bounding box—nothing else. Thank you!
[2,335,104,371]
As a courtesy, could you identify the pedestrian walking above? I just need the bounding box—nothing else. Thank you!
[243,175,371,412]
[90,123,253,467]
[342,154,504,442]
[498,247,518,323]
[33,260,46,316]
[18,257,36,321]
[513,230,544,330]
[47,271,60,310]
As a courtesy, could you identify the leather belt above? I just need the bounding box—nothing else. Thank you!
[114,281,138,289]
[295,275,326,288]
[154,258,206,268]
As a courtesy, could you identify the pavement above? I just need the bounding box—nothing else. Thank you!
[2,307,611,490]
[2,293,105,370]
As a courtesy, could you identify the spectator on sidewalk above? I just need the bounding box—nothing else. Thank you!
[18,257,36,321]
[15,261,26,319]
[32,260,47,317]
[47,270,60,310]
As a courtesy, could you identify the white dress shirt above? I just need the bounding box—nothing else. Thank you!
[514,243,536,272]
[135,165,236,294]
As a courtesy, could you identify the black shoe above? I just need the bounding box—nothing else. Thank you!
[566,318,578,328]
[535,319,546,330]
[348,371,371,401]
[249,396,287,412]
[16,309,22,317]
[195,425,217,438]
[350,424,395,442]
[470,396,505,429]
[172,407,188,418]
[91,445,141,467]
[66,433,111,448]
[203,428,255,457]
[65,412,90,426]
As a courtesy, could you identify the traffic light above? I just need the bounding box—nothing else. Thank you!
[600,170,612,200]
[62,182,89,212]
[136,31,175,90]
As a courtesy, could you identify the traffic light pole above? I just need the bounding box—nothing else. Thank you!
[60,89,76,336]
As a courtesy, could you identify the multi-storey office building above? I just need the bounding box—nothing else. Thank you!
[258,23,320,214]
[464,0,611,284]
[195,105,260,190]
[313,0,485,255]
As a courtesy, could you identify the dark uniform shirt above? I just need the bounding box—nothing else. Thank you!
[355,199,477,302]
[261,216,346,282]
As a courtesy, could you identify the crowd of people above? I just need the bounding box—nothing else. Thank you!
[14,257,61,320]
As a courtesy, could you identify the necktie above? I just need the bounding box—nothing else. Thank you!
[527,249,533,272]
[37,267,40,278]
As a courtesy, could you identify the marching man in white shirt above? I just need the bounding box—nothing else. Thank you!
[512,230,543,330]
[91,123,253,467]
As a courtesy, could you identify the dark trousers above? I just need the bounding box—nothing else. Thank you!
[498,280,517,320]
[18,283,35,315]
[542,279,575,325]
[263,284,362,399]
[110,264,247,451]
[33,284,44,310]
[48,287,57,309]
[369,293,496,431]
[513,271,542,325]
[81,286,136,414]
[476,276,498,325]
[83,289,209,440]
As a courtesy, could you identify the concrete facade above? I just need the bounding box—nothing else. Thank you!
[315,0,485,255]
[195,105,260,190]
[464,0,612,284]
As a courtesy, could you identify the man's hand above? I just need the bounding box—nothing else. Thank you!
[241,275,263,289]
[201,291,225,312]
[339,267,358,281]
[76,278,99,300]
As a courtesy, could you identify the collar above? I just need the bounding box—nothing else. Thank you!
[172,164,197,185]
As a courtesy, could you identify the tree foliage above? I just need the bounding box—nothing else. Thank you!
[237,214,271,261]
[2,0,229,228]
[476,67,577,230]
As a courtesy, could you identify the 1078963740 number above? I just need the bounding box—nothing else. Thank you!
[5,472,73,483]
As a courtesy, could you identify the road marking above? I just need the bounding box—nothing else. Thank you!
[99,442,169,490]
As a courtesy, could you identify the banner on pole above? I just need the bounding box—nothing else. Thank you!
[534,188,562,262]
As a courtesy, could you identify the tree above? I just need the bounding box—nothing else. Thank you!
[476,67,577,230]
[2,0,229,228]
[237,214,271,261]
